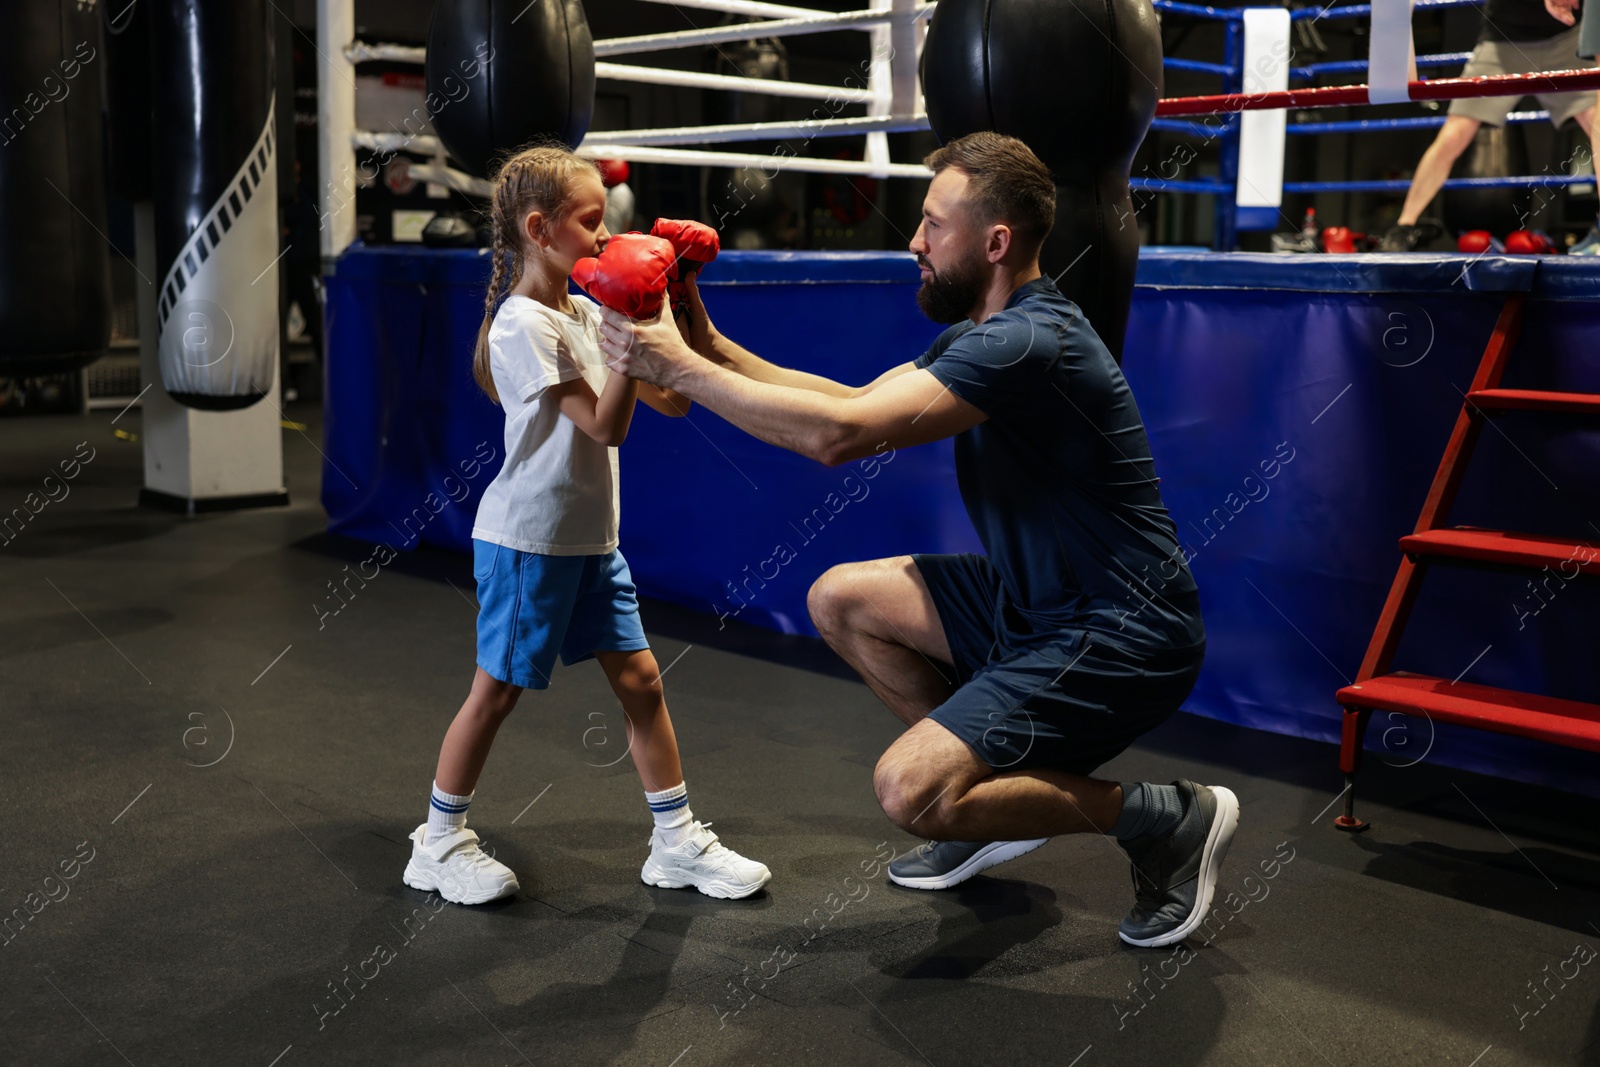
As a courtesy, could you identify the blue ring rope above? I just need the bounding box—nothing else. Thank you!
[1286,110,1549,134]
[1126,175,1593,196]
[1290,0,1483,21]
[1285,175,1596,193]
[1292,51,1472,78]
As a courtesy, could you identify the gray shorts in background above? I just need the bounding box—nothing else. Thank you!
[1582,2,1599,61]
[1447,29,1597,128]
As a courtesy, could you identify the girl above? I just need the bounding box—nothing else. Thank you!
[402,144,770,903]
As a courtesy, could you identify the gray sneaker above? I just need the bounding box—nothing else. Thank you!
[1117,780,1240,948]
[887,838,1050,890]
[1569,226,1600,256]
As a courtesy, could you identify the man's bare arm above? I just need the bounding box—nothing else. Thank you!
[682,274,914,398]
[664,360,985,466]
[703,333,916,399]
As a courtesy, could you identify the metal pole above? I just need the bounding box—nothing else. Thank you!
[317,0,356,261]
[1216,19,1243,251]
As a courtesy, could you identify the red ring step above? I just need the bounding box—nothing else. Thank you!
[1400,527,1600,573]
[1338,672,1600,751]
[1466,388,1600,416]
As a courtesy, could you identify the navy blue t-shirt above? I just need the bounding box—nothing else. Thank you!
[913,276,1204,654]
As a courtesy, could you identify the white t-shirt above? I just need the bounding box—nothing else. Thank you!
[471,293,620,555]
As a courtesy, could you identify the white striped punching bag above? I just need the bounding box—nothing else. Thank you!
[151,0,278,410]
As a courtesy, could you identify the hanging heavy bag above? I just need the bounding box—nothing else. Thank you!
[149,0,280,410]
[425,0,596,179]
[920,0,1162,362]
[0,0,111,378]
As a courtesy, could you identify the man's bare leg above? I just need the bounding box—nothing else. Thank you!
[807,556,959,725]
[807,557,1236,948]
[873,719,1123,840]
[808,556,1123,837]
[1397,115,1481,226]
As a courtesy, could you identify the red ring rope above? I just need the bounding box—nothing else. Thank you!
[1155,67,1600,116]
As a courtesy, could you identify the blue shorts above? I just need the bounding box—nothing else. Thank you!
[912,553,1204,774]
[473,540,650,690]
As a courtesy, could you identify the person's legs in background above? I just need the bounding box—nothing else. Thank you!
[1569,101,1600,252]
[1381,115,1484,249]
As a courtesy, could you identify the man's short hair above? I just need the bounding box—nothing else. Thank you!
[923,132,1056,259]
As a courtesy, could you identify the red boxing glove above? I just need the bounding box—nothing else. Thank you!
[595,159,630,188]
[570,233,676,319]
[1504,229,1553,254]
[1321,226,1355,254]
[650,218,720,321]
[651,218,720,269]
[1458,230,1501,254]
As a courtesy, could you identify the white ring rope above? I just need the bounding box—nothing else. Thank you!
[340,52,879,101]
[322,0,931,244]
[633,0,855,21]
[593,61,876,100]
[577,114,930,147]
[342,3,931,68]
[343,41,425,64]
[595,5,935,57]
[573,142,932,178]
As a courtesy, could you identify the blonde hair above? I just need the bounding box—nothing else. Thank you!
[473,142,602,404]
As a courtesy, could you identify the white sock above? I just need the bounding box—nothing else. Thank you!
[645,782,694,847]
[427,781,473,842]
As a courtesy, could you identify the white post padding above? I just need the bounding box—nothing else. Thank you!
[1368,0,1418,104]
[318,0,357,260]
[1237,8,1291,213]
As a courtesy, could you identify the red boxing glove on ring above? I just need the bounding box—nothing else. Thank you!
[650,218,720,321]
[1457,230,1503,254]
[1321,226,1355,254]
[570,233,676,319]
[1504,229,1553,254]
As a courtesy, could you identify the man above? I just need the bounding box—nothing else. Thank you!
[1546,0,1600,253]
[1380,0,1600,253]
[598,132,1236,948]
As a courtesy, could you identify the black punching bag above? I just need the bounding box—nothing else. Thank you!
[103,0,153,204]
[921,0,1162,361]
[0,0,111,377]
[426,0,596,179]
[149,0,279,410]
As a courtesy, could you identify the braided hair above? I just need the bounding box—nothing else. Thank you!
[472,142,603,405]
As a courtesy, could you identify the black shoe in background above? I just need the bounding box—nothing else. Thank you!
[1378,223,1422,252]
[1378,219,1446,252]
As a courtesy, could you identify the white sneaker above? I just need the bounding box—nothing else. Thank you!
[402,824,519,904]
[640,821,771,899]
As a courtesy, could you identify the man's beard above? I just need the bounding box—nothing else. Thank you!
[916,251,986,324]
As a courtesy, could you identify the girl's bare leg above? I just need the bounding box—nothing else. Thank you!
[434,667,524,795]
[594,649,683,791]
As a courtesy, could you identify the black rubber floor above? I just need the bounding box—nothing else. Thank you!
[5,401,1600,1066]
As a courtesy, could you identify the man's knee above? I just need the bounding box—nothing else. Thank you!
[807,563,860,638]
[873,756,948,834]
[1438,116,1480,154]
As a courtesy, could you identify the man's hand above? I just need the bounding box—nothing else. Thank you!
[598,304,701,390]
[1544,0,1577,26]
[679,274,719,357]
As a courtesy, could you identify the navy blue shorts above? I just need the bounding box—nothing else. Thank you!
[912,553,1204,774]
[473,539,650,690]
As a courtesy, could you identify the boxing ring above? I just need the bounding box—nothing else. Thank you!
[1148,0,1600,250]
[316,0,1600,800]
